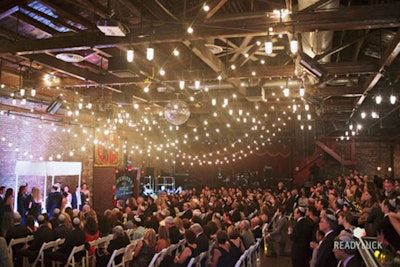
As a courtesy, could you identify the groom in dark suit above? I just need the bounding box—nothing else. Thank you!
[290,206,313,267]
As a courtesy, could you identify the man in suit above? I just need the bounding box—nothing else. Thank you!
[251,216,262,240]
[5,212,30,266]
[165,216,182,244]
[333,235,364,267]
[46,186,62,217]
[71,185,85,211]
[5,212,29,244]
[53,214,72,240]
[191,223,209,253]
[290,206,314,267]
[18,215,54,263]
[315,213,339,267]
[265,206,288,256]
[179,202,193,220]
[46,217,85,264]
[240,219,255,249]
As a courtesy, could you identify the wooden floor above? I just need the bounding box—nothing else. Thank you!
[260,252,292,266]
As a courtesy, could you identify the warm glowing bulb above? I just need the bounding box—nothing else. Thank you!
[375,94,382,104]
[179,80,185,90]
[390,94,396,104]
[173,49,179,56]
[187,26,193,34]
[299,87,305,97]
[290,39,298,54]
[265,39,273,54]
[194,80,200,89]
[283,88,290,97]
[144,86,149,93]
[159,69,165,76]
[146,47,154,61]
[203,4,210,11]
[126,48,134,62]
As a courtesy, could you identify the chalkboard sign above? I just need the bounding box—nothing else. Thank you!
[115,171,136,203]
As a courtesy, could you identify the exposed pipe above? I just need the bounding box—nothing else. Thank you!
[298,0,340,63]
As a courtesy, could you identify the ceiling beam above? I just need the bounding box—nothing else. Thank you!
[142,0,179,22]
[39,0,94,29]
[1,3,399,55]
[21,5,81,33]
[348,29,400,121]
[12,12,59,36]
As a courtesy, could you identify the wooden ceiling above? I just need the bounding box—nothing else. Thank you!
[0,0,400,142]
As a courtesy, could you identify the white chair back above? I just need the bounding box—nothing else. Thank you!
[31,240,57,267]
[65,244,86,267]
[106,247,126,267]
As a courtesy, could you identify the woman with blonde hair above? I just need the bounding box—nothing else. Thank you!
[28,187,42,220]
[155,225,170,253]
[131,229,156,267]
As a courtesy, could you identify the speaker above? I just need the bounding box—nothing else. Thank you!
[46,95,63,114]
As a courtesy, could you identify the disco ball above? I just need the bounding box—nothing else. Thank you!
[164,99,191,125]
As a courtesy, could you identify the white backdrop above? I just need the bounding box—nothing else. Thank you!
[14,161,82,211]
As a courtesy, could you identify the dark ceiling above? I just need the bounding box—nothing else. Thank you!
[0,0,400,151]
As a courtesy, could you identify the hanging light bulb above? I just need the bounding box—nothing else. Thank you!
[375,94,382,104]
[126,47,134,62]
[146,45,154,61]
[265,36,273,55]
[179,80,185,90]
[283,88,290,97]
[194,80,200,89]
[390,94,397,104]
[299,87,305,97]
[290,38,298,54]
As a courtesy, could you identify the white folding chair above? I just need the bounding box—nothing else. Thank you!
[31,240,57,267]
[148,248,168,267]
[106,247,126,267]
[234,254,246,267]
[7,236,29,261]
[187,251,207,267]
[65,244,87,267]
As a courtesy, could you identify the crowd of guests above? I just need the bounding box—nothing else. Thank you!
[0,170,399,267]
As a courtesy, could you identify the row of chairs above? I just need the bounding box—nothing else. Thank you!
[234,238,262,267]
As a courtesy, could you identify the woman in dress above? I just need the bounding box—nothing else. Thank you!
[227,225,245,265]
[28,187,42,220]
[1,188,14,236]
[209,230,231,267]
[173,229,198,267]
[63,186,72,209]
[155,225,170,253]
[130,228,156,267]
[81,183,91,205]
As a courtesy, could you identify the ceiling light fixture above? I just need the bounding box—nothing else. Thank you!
[375,94,382,104]
[126,46,134,62]
[146,45,154,61]
[265,30,273,55]
[390,94,397,104]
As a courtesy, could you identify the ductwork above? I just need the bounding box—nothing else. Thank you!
[298,0,340,63]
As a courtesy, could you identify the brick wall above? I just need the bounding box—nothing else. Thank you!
[0,114,94,195]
